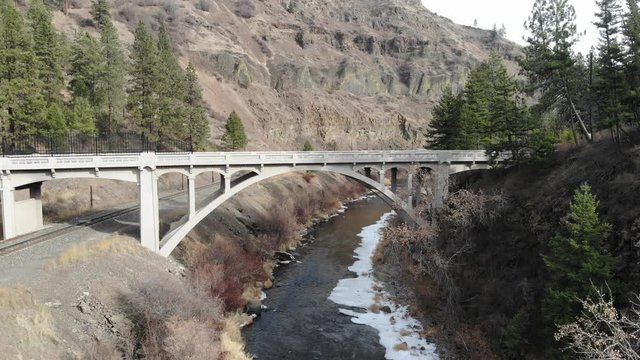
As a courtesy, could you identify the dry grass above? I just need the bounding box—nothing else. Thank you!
[0,287,62,358]
[221,313,254,360]
[47,235,139,269]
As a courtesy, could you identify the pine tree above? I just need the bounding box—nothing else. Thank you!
[543,184,615,331]
[127,21,160,139]
[90,0,111,29]
[28,0,65,104]
[426,87,464,149]
[594,0,627,142]
[156,23,185,140]
[522,0,592,141]
[460,60,494,149]
[623,0,640,124]
[99,19,126,134]
[222,111,248,150]
[44,102,68,134]
[302,140,313,151]
[69,97,97,133]
[183,62,209,150]
[69,32,104,108]
[0,0,47,135]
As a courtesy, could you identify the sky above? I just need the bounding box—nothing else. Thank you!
[422,0,600,55]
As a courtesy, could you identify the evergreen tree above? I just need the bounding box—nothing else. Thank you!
[426,87,464,149]
[156,23,185,140]
[127,21,160,139]
[44,102,68,134]
[99,19,126,134]
[543,184,615,339]
[69,32,104,108]
[522,0,592,141]
[0,0,47,135]
[302,140,313,151]
[594,0,628,143]
[623,0,640,124]
[460,60,494,149]
[90,0,111,29]
[183,62,209,150]
[69,97,97,133]
[28,0,65,104]
[222,111,248,150]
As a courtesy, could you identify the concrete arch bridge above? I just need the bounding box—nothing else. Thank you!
[0,150,499,257]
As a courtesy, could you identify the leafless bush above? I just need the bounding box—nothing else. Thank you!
[556,288,640,359]
[121,278,223,358]
[187,236,267,310]
[382,224,461,318]
[235,0,256,18]
[260,201,297,247]
[195,0,211,12]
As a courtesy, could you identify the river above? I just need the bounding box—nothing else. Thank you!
[243,196,438,359]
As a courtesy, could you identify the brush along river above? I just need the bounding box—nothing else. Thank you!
[243,196,438,359]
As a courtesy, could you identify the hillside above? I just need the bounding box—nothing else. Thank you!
[377,138,640,358]
[52,0,520,150]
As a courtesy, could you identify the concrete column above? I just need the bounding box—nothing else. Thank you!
[1,175,15,240]
[391,168,398,192]
[188,176,196,220]
[407,172,414,211]
[379,170,385,188]
[139,167,159,252]
[223,174,231,193]
[432,166,450,210]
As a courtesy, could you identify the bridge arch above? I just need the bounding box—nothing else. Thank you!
[158,165,407,257]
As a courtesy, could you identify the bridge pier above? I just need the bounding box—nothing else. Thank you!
[139,167,159,252]
[188,176,196,220]
[432,166,450,210]
[391,168,398,192]
[407,172,414,211]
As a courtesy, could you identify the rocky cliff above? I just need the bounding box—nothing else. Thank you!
[54,0,520,150]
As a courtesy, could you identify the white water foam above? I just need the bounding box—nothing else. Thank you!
[328,212,439,360]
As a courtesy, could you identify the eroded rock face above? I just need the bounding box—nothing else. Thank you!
[56,0,520,150]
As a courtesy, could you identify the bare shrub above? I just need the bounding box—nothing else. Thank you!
[164,317,222,359]
[195,0,211,12]
[382,224,460,316]
[121,278,223,358]
[187,236,268,311]
[260,201,297,247]
[235,0,256,18]
[555,288,640,359]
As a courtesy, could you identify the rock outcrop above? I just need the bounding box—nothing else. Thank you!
[54,0,520,150]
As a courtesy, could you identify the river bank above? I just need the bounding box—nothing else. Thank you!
[0,172,367,358]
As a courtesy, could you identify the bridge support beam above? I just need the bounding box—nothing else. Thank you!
[139,167,159,252]
[223,175,230,193]
[378,170,385,188]
[407,172,414,211]
[188,176,196,220]
[391,168,398,192]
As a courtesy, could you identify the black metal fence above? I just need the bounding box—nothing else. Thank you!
[1,133,193,156]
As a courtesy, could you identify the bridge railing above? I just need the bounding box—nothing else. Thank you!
[1,133,192,156]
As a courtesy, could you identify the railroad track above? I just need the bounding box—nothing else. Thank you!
[0,184,218,257]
